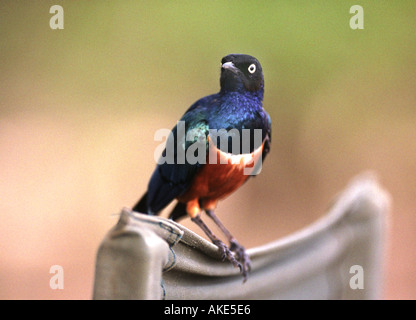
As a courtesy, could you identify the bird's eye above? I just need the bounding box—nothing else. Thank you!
[248,64,256,74]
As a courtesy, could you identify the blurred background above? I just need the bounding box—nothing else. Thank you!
[1,1,415,299]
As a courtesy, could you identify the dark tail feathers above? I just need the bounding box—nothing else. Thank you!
[132,192,188,222]
[132,192,148,214]
[168,202,187,221]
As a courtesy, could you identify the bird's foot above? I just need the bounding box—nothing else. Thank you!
[213,239,242,272]
[230,239,251,282]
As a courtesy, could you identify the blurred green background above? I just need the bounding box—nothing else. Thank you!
[1,1,415,299]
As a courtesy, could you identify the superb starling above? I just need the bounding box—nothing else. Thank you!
[133,54,271,281]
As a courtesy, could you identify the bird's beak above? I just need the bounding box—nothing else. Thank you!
[221,61,237,72]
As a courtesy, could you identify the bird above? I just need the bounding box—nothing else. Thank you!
[133,54,271,282]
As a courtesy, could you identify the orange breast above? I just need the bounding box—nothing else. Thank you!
[178,139,264,211]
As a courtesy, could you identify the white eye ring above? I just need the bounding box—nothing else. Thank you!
[248,64,256,74]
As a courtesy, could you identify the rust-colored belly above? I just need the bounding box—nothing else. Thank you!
[178,140,264,217]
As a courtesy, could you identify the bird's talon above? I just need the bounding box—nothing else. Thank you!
[212,239,251,282]
[237,262,243,271]
[213,240,240,269]
[229,239,251,282]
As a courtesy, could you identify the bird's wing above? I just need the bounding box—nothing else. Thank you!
[146,106,210,214]
[248,108,271,177]
[262,109,272,160]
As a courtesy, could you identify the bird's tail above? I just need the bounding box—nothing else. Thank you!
[132,192,149,214]
[132,192,188,221]
[168,201,187,221]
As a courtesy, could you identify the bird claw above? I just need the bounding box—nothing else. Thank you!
[213,239,251,282]
[230,239,251,282]
[213,239,241,270]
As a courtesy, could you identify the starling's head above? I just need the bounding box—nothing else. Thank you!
[220,54,264,94]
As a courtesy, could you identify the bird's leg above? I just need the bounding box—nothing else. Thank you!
[191,215,241,271]
[205,209,251,282]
